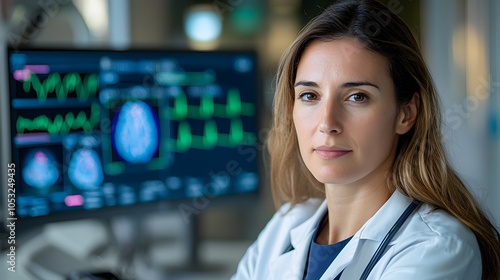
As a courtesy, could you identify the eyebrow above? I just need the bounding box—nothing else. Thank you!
[341,81,379,89]
[294,80,379,89]
[294,81,319,88]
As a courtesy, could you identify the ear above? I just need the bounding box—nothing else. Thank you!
[396,92,419,135]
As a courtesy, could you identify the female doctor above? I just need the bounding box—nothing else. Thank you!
[232,0,500,279]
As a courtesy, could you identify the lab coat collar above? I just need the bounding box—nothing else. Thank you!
[289,199,328,250]
[324,190,415,279]
[269,190,413,279]
[290,190,413,244]
[358,190,413,241]
[270,200,327,279]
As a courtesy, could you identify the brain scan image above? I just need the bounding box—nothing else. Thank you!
[22,149,60,189]
[112,100,159,164]
[68,148,104,190]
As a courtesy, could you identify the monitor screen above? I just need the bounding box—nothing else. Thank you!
[6,47,260,227]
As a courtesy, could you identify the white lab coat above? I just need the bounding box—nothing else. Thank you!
[232,190,481,279]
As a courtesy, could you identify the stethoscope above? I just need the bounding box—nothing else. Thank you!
[357,200,421,280]
[282,200,421,280]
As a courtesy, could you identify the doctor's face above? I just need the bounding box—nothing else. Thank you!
[293,38,405,187]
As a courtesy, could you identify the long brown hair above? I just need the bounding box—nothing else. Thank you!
[267,0,500,278]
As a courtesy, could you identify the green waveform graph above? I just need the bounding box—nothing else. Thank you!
[226,88,242,118]
[16,103,100,135]
[170,88,254,120]
[172,119,253,153]
[200,94,214,119]
[22,72,99,101]
[173,93,188,120]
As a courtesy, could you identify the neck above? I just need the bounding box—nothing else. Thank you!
[317,181,393,245]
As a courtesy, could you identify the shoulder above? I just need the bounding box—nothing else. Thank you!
[253,197,325,257]
[252,198,325,255]
[260,198,324,239]
[410,203,479,247]
[382,203,482,278]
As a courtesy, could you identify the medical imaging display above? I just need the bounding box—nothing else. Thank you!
[7,48,259,220]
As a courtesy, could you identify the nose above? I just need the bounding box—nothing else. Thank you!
[318,101,342,135]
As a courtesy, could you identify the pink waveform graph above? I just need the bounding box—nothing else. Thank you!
[13,64,51,81]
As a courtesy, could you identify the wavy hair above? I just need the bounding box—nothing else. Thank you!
[267,0,500,278]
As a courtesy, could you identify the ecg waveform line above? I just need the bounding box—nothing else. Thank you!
[22,72,99,101]
[173,119,251,152]
[16,103,101,134]
[170,88,254,120]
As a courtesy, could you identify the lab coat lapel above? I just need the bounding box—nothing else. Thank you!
[322,190,414,279]
[318,232,361,279]
[268,200,328,280]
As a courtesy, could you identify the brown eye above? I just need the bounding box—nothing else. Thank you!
[348,93,367,102]
[298,92,318,101]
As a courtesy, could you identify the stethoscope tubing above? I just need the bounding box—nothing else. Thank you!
[358,200,422,280]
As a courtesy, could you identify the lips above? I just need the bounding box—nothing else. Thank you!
[314,145,352,159]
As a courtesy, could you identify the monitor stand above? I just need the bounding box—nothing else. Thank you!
[160,214,226,275]
[106,215,142,279]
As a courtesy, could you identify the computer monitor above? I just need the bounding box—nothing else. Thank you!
[4,47,260,230]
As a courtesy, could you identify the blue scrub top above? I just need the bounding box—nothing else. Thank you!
[304,213,352,280]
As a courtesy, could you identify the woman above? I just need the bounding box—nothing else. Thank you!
[232,0,500,279]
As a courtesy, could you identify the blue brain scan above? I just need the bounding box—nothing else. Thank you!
[68,148,104,190]
[22,149,60,189]
[112,100,159,163]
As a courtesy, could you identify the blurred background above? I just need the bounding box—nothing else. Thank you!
[0,0,499,279]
